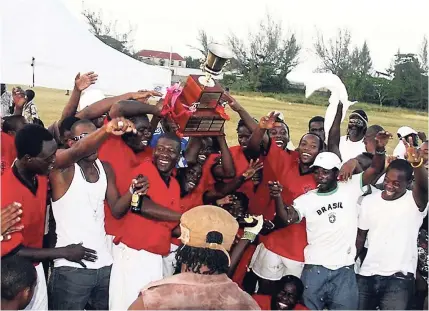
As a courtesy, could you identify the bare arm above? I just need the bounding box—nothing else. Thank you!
[109,92,162,118]
[355,229,368,261]
[228,239,251,278]
[54,118,135,169]
[270,182,300,225]
[128,296,145,310]
[16,246,67,261]
[412,161,428,211]
[362,131,391,186]
[184,137,202,165]
[248,112,278,154]
[327,102,342,159]
[75,92,134,120]
[138,196,181,222]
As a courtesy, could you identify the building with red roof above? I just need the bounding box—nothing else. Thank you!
[137,49,186,68]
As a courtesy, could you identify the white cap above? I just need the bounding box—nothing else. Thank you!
[397,126,417,138]
[267,111,284,121]
[310,152,342,170]
[78,89,105,111]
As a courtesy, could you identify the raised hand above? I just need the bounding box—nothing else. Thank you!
[242,159,264,180]
[75,72,98,91]
[12,87,26,108]
[259,111,280,129]
[339,159,358,181]
[1,202,24,240]
[216,195,234,207]
[222,92,240,111]
[62,243,97,268]
[131,175,150,196]
[403,137,423,165]
[268,181,283,198]
[106,117,136,136]
[375,130,393,149]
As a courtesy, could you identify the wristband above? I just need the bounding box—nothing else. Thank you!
[411,158,424,168]
[239,174,247,182]
[375,149,386,155]
[242,231,257,242]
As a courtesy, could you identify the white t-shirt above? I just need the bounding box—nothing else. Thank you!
[393,141,407,159]
[293,173,366,269]
[358,189,428,276]
[339,135,366,163]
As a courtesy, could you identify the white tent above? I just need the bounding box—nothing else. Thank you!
[0,0,171,95]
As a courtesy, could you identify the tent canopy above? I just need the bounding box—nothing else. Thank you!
[0,0,171,95]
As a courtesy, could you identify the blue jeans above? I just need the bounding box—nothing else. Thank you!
[357,273,414,310]
[48,265,111,310]
[301,264,358,310]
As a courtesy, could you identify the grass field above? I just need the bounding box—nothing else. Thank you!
[30,87,428,154]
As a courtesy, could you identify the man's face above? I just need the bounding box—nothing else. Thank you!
[26,139,57,175]
[298,134,320,165]
[348,115,366,137]
[237,125,251,150]
[269,122,290,150]
[403,133,419,147]
[197,137,213,164]
[382,168,409,200]
[70,123,97,161]
[122,116,152,153]
[272,283,299,310]
[224,196,246,219]
[309,121,325,142]
[161,117,178,132]
[181,164,203,193]
[314,167,338,191]
[153,137,180,174]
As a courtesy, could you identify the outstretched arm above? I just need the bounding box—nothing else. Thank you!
[217,135,236,178]
[54,118,135,169]
[269,181,300,225]
[327,102,342,160]
[108,92,162,118]
[247,112,279,154]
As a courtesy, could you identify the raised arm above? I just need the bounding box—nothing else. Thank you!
[224,94,258,132]
[362,131,391,186]
[59,72,98,124]
[108,92,162,118]
[54,118,135,169]
[327,102,342,159]
[247,112,278,154]
[217,135,236,178]
[404,139,428,211]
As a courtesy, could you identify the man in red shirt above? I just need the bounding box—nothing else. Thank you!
[245,112,323,292]
[108,132,182,310]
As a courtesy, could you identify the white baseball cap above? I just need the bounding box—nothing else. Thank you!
[397,126,417,138]
[310,152,342,170]
[267,111,285,122]
[78,89,105,111]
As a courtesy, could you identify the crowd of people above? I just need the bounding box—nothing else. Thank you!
[0,71,428,310]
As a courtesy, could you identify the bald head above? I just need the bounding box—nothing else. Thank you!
[366,125,384,137]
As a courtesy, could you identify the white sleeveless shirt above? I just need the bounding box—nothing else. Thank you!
[52,159,113,269]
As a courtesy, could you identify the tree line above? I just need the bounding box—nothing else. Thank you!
[82,10,428,110]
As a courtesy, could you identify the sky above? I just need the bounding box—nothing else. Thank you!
[64,0,429,73]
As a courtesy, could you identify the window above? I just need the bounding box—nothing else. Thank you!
[170,60,174,66]
[178,61,182,67]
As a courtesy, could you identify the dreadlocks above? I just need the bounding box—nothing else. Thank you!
[175,244,229,275]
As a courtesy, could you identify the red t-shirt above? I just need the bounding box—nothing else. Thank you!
[1,132,16,175]
[1,168,48,258]
[98,136,152,236]
[115,160,181,255]
[252,294,309,310]
[254,141,316,261]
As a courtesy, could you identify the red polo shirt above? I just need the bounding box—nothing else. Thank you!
[253,294,309,310]
[1,168,48,258]
[98,136,152,237]
[1,132,16,175]
[260,141,316,261]
[115,160,181,255]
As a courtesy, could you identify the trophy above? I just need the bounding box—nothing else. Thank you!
[161,43,233,137]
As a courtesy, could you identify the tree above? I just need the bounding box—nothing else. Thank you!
[358,41,372,75]
[184,56,201,69]
[420,36,428,73]
[313,28,352,80]
[227,13,301,92]
[368,76,390,106]
[189,30,211,58]
[82,9,139,60]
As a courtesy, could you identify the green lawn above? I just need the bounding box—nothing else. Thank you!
[30,87,428,154]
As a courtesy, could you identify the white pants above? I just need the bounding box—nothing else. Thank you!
[109,243,163,310]
[249,243,304,280]
[23,264,48,310]
[162,244,179,278]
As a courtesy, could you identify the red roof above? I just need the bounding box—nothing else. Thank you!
[137,49,184,61]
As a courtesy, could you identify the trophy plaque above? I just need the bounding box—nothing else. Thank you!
[162,43,233,137]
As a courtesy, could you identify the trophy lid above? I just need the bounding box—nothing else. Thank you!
[207,43,233,59]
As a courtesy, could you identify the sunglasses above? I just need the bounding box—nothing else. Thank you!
[349,119,365,127]
[72,132,89,141]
